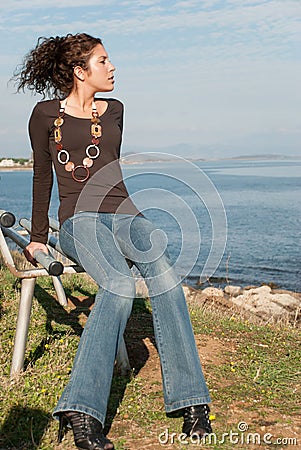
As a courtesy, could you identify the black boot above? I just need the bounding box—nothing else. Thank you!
[182,404,212,437]
[58,411,114,450]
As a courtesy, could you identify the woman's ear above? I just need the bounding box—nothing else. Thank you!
[73,65,85,82]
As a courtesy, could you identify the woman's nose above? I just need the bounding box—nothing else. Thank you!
[109,61,116,71]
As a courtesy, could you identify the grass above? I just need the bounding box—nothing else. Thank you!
[0,260,300,449]
[190,305,301,414]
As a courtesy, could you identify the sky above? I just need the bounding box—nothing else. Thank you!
[0,0,300,159]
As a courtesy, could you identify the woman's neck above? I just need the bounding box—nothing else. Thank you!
[65,92,94,118]
[65,91,95,114]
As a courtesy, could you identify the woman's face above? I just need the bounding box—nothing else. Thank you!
[84,43,116,92]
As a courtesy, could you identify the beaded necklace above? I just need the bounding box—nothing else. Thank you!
[54,99,102,182]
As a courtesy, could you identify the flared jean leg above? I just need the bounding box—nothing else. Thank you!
[53,211,210,426]
[138,261,211,411]
[53,214,135,426]
[114,215,211,413]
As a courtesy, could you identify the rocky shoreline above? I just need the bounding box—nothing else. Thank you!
[135,280,301,326]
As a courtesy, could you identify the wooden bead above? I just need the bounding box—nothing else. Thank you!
[83,157,93,168]
[54,117,64,127]
[54,128,62,143]
[91,124,102,137]
[65,161,75,172]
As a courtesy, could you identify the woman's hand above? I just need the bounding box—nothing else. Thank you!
[23,241,48,266]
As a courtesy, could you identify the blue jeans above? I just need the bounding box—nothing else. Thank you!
[53,212,211,425]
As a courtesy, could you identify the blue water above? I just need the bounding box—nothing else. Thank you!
[0,159,300,291]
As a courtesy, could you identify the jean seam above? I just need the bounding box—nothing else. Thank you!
[151,305,171,396]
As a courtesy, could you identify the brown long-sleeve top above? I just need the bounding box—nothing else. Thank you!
[29,98,139,243]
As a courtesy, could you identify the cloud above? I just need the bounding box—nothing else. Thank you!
[121,0,161,6]
[1,0,299,62]
[0,0,112,10]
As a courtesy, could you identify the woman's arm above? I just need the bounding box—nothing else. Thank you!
[108,99,124,158]
[24,103,53,263]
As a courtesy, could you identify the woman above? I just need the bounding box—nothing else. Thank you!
[14,33,212,450]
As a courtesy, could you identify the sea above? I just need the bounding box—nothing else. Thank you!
[0,158,300,292]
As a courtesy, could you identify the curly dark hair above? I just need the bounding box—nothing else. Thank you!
[12,33,103,98]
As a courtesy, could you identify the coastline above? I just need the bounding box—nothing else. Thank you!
[1,154,301,171]
[0,166,33,172]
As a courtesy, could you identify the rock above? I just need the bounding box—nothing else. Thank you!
[135,279,300,325]
[202,287,224,297]
[224,285,242,297]
[183,286,207,304]
[232,294,284,320]
[182,285,192,298]
[244,285,272,295]
[271,294,300,310]
[230,285,301,323]
[272,289,301,300]
[135,279,149,297]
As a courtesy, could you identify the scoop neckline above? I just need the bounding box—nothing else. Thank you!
[57,98,110,120]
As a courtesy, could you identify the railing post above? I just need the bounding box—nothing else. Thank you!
[51,275,68,307]
[10,278,36,377]
[2,213,132,377]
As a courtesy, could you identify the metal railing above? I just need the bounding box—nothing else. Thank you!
[0,210,130,377]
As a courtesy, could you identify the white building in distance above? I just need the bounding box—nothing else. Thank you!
[0,159,15,167]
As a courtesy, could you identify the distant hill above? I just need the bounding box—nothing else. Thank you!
[226,154,301,161]
[120,151,300,163]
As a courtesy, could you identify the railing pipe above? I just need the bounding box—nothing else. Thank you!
[20,216,65,255]
[0,210,16,228]
[2,226,63,276]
